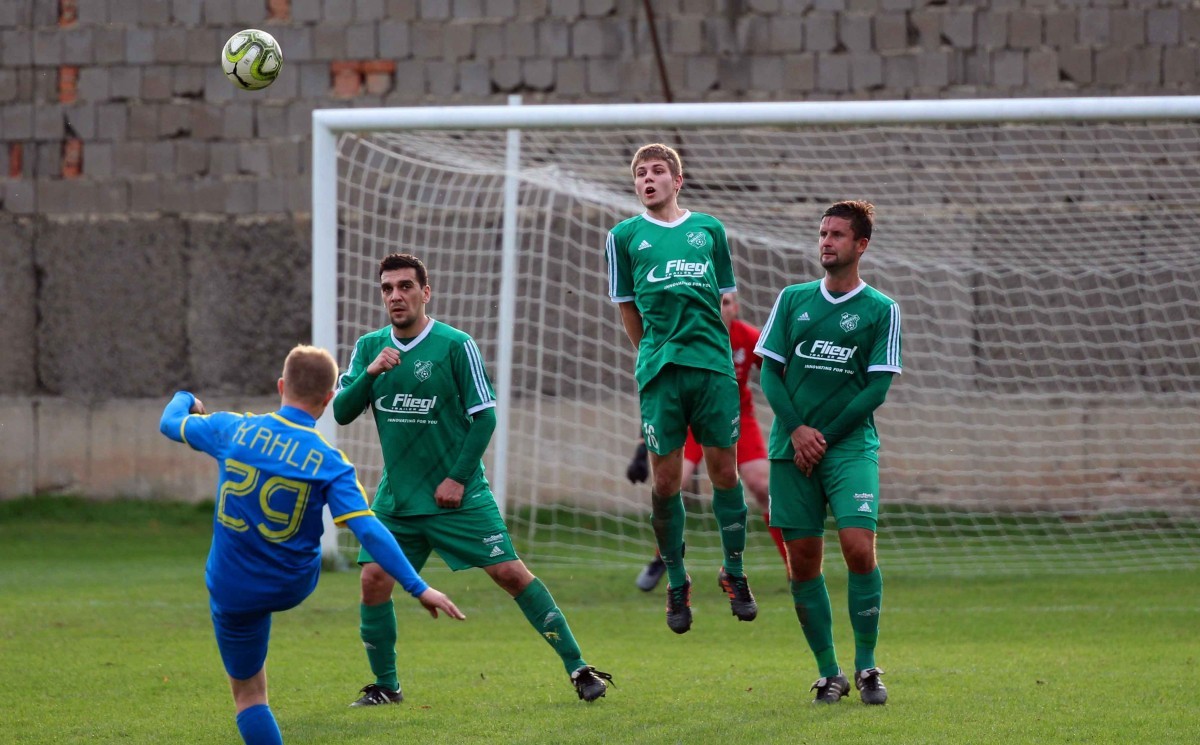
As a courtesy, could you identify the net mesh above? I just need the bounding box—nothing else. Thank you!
[328,120,1200,575]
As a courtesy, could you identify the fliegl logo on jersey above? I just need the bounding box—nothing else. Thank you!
[374,393,437,414]
[646,259,710,284]
[795,339,858,363]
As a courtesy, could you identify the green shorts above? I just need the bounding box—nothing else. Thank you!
[358,502,518,572]
[768,456,880,537]
[639,364,740,455]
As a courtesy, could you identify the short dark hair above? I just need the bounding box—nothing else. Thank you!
[282,345,338,405]
[823,200,875,241]
[378,253,428,287]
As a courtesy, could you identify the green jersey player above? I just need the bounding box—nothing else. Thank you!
[606,143,756,634]
[756,201,902,706]
[334,253,612,705]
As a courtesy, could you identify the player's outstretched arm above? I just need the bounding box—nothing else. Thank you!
[158,391,205,442]
[345,515,466,621]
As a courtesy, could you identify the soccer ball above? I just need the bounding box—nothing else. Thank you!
[221,29,283,91]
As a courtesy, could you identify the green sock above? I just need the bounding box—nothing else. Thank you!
[360,600,399,691]
[515,578,585,675]
[651,490,688,588]
[791,575,839,678]
[847,565,883,671]
[711,481,748,576]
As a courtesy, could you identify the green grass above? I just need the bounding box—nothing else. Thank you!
[2,497,1197,744]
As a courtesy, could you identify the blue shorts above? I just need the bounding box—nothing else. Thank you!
[209,593,304,680]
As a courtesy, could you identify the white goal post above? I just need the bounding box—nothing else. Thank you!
[313,96,1200,575]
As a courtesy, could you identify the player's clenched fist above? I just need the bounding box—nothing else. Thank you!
[367,347,401,376]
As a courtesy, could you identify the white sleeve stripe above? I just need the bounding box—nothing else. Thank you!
[336,345,358,393]
[605,231,619,298]
[756,289,787,361]
[887,304,902,369]
[610,294,634,303]
[466,400,498,416]
[868,364,902,374]
[464,339,494,404]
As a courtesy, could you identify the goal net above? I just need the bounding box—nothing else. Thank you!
[314,98,1200,575]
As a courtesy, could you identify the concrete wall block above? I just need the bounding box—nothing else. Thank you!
[389,59,426,95]
[313,24,349,59]
[172,65,206,98]
[506,22,536,56]
[127,103,158,140]
[35,142,60,177]
[33,104,64,142]
[1043,10,1075,48]
[255,177,288,213]
[459,60,491,95]
[0,68,16,102]
[125,28,156,64]
[96,103,127,140]
[187,29,221,65]
[778,52,814,92]
[873,12,907,53]
[346,22,379,58]
[77,67,110,103]
[107,0,141,24]
[454,0,485,19]
[942,9,974,49]
[207,141,240,174]
[0,0,32,26]
[76,0,107,24]
[356,0,386,21]
[33,29,64,66]
[670,17,704,56]
[144,140,176,174]
[539,20,570,57]
[475,23,506,58]
[1182,9,1200,44]
[549,0,580,20]
[189,102,223,140]
[140,0,172,25]
[222,180,257,213]
[202,0,235,24]
[323,0,354,23]
[1146,8,1180,46]
[1027,49,1058,89]
[112,141,147,174]
[816,51,849,91]
[1094,47,1128,86]
[421,0,452,19]
[33,67,56,101]
[804,12,837,53]
[487,0,517,18]
[31,0,56,25]
[176,140,208,176]
[292,0,322,22]
[378,20,410,57]
[975,11,1007,50]
[274,27,314,63]
[910,10,942,51]
[993,49,1024,88]
[1,29,31,66]
[63,104,95,139]
[883,53,915,90]
[61,28,94,65]
[555,58,585,95]
[1058,47,1091,85]
[521,56,554,89]
[110,66,142,101]
[297,62,329,97]
[582,0,612,17]
[1078,9,1109,47]
[154,28,189,65]
[586,57,620,94]
[141,67,174,101]
[158,100,192,137]
[36,218,188,394]
[1127,46,1161,86]
[3,180,35,213]
[130,178,162,212]
[1008,11,1041,49]
[839,13,871,53]
[255,103,288,140]
[1109,10,1144,48]
[749,55,783,90]
[491,57,522,89]
[411,22,443,58]
[1163,47,1197,85]
[222,104,254,138]
[171,0,202,25]
[444,22,474,59]
[850,51,883,91]
[85,141,113,177]
[426,60,456,94]
[678,54,714,94]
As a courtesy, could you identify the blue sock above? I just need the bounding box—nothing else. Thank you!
[235,704,283,745]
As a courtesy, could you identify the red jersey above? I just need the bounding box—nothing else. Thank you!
[729,319,761,416]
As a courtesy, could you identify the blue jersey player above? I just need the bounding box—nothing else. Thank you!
[159,345,465,745]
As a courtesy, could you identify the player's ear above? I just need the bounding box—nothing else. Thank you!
[277,377,285,396]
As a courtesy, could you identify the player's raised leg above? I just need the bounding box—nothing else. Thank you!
[484,559,612,701]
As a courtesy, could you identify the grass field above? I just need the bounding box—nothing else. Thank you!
[2,498,1197,744]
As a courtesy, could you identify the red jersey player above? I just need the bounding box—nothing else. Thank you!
[626,292,787,591]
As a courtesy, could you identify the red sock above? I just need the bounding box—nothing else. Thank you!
[763,511,787,563]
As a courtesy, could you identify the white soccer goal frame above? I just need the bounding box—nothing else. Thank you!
[312,95,1200,564]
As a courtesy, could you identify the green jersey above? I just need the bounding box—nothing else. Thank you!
[606,211,737,389]
[334,319,497,518]
[755,280,902,460]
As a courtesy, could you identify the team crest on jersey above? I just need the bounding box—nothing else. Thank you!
[839,313,860,332]
[686,231,708,249]
[414,360,433,381]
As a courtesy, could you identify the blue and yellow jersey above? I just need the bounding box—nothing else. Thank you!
[160,391,374,613]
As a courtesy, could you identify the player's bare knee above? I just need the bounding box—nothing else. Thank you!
[360,563,396,604]
[486,560,534,596]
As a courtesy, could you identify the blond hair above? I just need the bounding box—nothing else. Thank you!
[282,345,338,405]
[630,143,683,179]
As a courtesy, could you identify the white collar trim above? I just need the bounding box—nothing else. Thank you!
[641,210,691,228]
[820,280,866,304]
[391,318,436,351]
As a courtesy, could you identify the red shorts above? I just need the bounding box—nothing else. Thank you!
[683,413,767,466]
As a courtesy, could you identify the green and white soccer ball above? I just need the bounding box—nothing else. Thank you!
[221,29,283,90]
